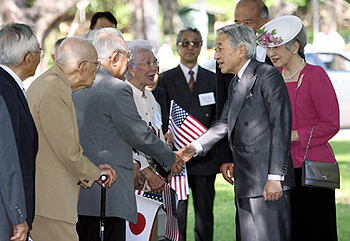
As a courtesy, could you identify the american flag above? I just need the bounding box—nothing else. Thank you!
[168,100,207,150]
[168,100,207,200]
[170,165,188,200]
[164,183,179,241]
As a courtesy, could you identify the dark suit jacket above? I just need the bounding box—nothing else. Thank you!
[0,67,38,229]
[159,65,218,175]
[215,56,273,166]
[199,60,294,198]
[0,95,27,238]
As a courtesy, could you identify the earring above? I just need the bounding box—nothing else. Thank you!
[293,51,296,54]
[132,74,135,78]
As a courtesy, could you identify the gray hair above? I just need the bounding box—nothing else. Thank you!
[55,37,97,71]
[176,27,203,46]
[125,39,155,80]
[285,25,307,60]
[216,24,256,59]
[0,23,39,66]
[83,27,126,59]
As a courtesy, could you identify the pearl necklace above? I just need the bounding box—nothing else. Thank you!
[282,59,305,80]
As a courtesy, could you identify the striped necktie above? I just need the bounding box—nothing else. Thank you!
[188,70,195,94]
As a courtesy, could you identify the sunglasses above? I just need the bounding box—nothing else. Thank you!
[178,41,201,48]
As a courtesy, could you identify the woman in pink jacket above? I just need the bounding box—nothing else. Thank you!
[258,15,340,241]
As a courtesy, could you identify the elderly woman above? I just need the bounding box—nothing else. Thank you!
[125,39,173,193]
[257,15,339,240]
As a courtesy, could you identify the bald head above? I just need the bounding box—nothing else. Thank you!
[235,0,268,33]
[56,37,97,71]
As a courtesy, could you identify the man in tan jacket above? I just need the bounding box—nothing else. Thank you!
[27,37,116,241]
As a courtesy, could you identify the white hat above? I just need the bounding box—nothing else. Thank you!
[256,15,303,47]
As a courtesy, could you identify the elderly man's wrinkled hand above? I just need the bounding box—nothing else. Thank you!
[97,164,117,187]
[171,153,184,175]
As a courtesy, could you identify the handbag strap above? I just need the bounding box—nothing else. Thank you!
[302,125,336,162]
[302,126,314,161]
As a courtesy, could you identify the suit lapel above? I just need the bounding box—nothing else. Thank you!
[0,67,33,120]
[172,66,193,109]
[228,60,258,136]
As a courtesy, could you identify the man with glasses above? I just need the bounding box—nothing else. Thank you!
[216,0,271,183]
[158,27,218,241]
[0,23,41,238]
[73,28,184,241]
[27,37,116,241]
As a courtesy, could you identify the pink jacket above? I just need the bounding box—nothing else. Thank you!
[281,63,340,168]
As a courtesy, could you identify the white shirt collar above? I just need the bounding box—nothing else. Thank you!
[179,63,199,84]
[256,45,267,62]
[0,64,24,90]
[125,79,146,99]
[237,59,252,80]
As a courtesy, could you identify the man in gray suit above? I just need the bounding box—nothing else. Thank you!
[179,24,294,241]
[0,95,28,241]
[73,28,184,241]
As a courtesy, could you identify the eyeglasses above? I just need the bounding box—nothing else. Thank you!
[110,51,133,63]
[23,48,45,61]
[80,60,101,71]
[33,48,45,58]
[124,52,133,63]
[132,60,159,69]
[178,41,201,48]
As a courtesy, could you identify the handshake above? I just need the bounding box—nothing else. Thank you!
[170,143,197,175]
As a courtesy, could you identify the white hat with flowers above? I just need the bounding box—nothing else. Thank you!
[256,15,303,48]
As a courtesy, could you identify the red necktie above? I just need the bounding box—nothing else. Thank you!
[188,70,195,94]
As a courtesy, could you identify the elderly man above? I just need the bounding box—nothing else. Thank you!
[27,37,116,241]
[0,23,40,234]
[0,96,28,241]
[73,28,184,241]
[158,27,217,241]
[179,24,294,241]
[216,0,272,177]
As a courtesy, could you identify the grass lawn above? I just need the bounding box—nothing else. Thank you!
[185,139,350,240]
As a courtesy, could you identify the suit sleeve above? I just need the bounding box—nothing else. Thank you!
[109,84,175,172]
[38,82,99,188]
[0,97,27,226]
[215,63,234,165]
[261,66,292,175]
[197,90,231,155]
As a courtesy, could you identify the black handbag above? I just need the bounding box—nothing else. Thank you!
[301,126,340,190]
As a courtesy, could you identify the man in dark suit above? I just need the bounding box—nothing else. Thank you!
[179,24,294,241]
[216,0,272,169]
[159,27,217,241]
[0,23,39,233]
[0,96,29,241]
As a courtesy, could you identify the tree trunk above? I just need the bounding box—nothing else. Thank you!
[0,0,81,73]
[160,0,184,35]
[128,0,160,50]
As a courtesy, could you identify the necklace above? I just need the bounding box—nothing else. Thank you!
[282,59,305,80]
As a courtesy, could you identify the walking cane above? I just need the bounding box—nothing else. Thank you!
[100,175,107,241]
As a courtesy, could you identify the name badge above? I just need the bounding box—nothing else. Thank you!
[198,92,216,106]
